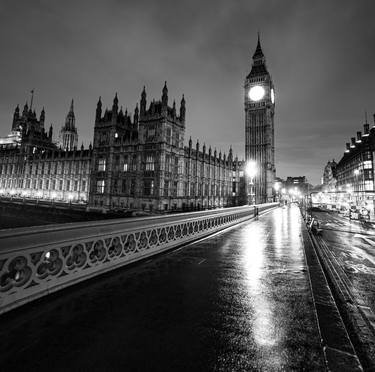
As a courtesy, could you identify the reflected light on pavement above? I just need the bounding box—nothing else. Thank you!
[289,205,303,260]
[242,223,281,348]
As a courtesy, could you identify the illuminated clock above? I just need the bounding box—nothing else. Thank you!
[248,85,265,101]
[271,88,275,104]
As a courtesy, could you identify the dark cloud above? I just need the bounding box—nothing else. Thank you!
[0,0,374,184]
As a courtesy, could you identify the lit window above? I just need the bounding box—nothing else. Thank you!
[144,180,154,196]
[363,161,372,169]
[115,132,118,138]
[98,158,106,171]
[145,155,155,171]
[365,181,373,191]
[96,180,105,193]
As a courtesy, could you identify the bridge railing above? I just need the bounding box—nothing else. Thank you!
[0,203,278,314]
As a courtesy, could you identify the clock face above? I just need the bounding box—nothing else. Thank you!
[248,85,265,101]
[271,88,275,104]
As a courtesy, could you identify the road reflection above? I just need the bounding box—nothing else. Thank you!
[242,216,278,349]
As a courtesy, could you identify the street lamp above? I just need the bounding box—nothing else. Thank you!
[246,160,257,205]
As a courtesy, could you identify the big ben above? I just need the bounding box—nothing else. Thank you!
[244,35,275,203]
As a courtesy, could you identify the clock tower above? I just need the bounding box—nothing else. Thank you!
[244,35,275,203]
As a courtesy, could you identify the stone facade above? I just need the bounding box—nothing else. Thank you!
[0,104,91,203]
[0,84,245,212]
[89,83,243,212]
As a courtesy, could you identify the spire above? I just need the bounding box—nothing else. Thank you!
[162,81,168,108]
[23,102,28,116]
[140,86,147,115]
[134,103,139,124]
[180,94,186,123]
[69,99,74,113]
[253,32,264,60]
[64,100,75,130]
[112,93,118,117]
[40,107,45,124]
[172,100,176,117]
[30,89,35,111]
[96,96,102,122]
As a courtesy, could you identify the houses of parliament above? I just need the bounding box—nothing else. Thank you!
[0,84,246,212]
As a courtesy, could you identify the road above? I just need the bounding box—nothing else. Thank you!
[0,205,325,371]
[312,211,375,316]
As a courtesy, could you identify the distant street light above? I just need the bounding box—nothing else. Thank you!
[274,182,280,202]
[246,160,257,205]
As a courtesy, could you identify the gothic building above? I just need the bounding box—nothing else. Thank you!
[0,84,244,212]
[244,35,276,203]
[89,83,241,211]
[0,104,92,202]
[59,100,78,151]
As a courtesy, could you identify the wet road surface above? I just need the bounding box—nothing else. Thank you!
[312,211,375,314]
[1,205,325,371]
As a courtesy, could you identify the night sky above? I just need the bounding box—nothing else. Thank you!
[1,0,374,185]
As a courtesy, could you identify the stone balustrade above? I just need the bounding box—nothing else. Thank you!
[0,203,277,314]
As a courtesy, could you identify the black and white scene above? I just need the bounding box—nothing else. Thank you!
[1,0,375,371]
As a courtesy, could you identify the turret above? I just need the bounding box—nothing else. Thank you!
[180,95,186,123]
[134,103,139,124]
[48,124,53,139]
[172,100,176,118]
[22,102,28,117]
[112,93,118,118]
[140,86,146,115]
[12,105,20,131]
[13,104,20,120]
[96,97,102,122]
[39,107,45,127]
[162,81,168,108]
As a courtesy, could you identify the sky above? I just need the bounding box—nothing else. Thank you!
[0,0,374,185]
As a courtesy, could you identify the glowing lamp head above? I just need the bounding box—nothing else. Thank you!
[271,88,275,104]
[245,161,257,178]
[248,85,265,101]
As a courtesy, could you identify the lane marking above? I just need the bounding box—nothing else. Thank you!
[197,259,206,265]
[353,233,375,245]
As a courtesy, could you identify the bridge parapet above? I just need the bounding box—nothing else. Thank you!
[0,203,277,314]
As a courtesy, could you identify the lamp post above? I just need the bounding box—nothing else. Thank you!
[246,160,257,205]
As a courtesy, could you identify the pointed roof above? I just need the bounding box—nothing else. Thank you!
[252,32,264,59]
[247,33,269,79]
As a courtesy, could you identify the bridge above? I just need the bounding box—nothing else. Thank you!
[0,204,368,370]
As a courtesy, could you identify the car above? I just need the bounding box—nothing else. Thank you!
[309,218,323,235]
